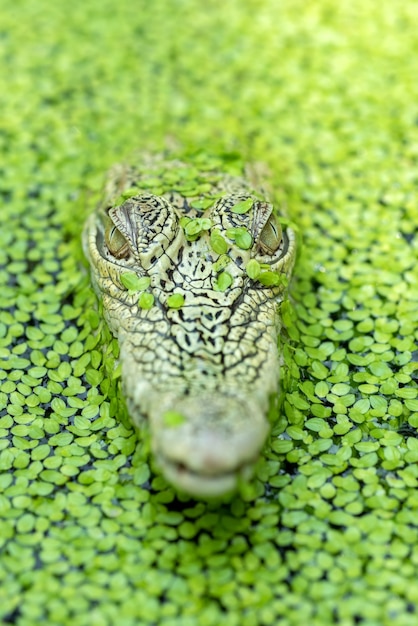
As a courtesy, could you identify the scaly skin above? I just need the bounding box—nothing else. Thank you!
[83,154,296,497]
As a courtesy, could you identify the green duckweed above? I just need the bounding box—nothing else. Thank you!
[0,1,417,625]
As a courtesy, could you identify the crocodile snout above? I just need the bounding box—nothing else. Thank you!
[150,393,270,497]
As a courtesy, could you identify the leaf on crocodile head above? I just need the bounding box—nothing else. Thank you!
[167,293,185,308]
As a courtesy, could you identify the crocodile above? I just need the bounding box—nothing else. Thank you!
[83,153,296,497]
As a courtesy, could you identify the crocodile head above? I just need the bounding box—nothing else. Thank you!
[83,155,296,497]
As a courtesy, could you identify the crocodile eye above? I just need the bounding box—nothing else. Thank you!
[258,213,282,255]
[104,216,130,259]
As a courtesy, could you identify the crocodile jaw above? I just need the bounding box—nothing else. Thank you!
[147,392,271,497]
[124,373,272,497]
[155,452,256,499]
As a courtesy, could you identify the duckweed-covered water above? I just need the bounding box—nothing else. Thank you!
[0,1,417,625]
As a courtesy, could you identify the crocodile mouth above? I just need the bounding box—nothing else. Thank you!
[148,393,271,497]
[155,452,256,498]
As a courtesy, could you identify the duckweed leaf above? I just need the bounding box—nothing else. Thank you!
[138,293,154,309]
[215,272,233,291]
[166,293,185,308]
[120,272,144,291]
[231,198,253,214]
[210,229,228,255]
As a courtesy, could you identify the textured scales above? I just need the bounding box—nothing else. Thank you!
[83,154,296,497]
